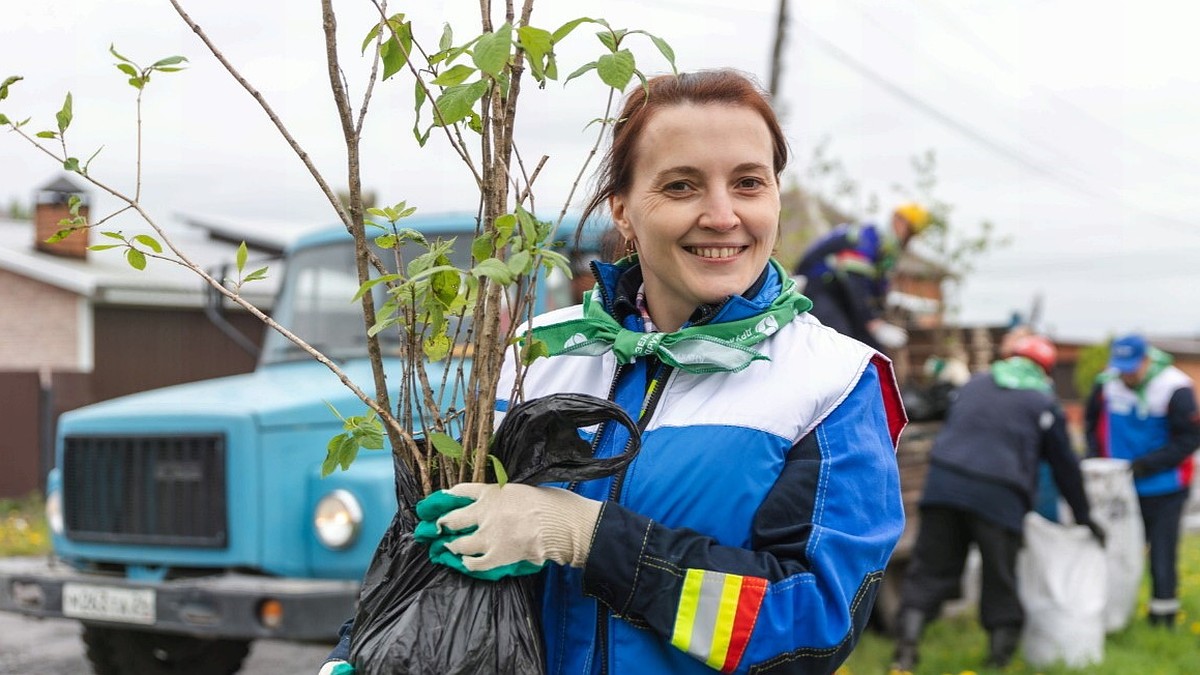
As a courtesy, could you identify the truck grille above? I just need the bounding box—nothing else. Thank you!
[62,434,228,548]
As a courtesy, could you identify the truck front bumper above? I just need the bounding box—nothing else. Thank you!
[0,556,358,642]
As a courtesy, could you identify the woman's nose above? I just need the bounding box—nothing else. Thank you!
[699,191,739,231]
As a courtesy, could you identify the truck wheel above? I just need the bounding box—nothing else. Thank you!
[82,624,251,675]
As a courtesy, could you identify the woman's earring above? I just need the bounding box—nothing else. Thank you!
[623,238,637,258]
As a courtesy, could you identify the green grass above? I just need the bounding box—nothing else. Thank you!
[0,493,50,557]
[840,533,1200,674]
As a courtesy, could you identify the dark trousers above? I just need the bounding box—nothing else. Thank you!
[898,506,1024,631]
[1139,490,1189,605]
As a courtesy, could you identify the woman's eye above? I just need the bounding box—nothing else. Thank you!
[737,177,765,189]
[663,181,692,193]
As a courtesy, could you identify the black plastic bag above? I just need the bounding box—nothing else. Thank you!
[349,393,640,675]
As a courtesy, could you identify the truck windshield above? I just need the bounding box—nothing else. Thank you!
[261,236,474,365]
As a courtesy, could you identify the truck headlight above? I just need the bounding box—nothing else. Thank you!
[45,489,64,535]
[314,489,363,550]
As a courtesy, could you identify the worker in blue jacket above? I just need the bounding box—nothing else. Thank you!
[324,69,907,675]
[792,203,929,351]
[1085,334,1200,628]
[891,335,1101,671]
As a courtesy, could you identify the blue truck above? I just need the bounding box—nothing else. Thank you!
[0,213,590,674]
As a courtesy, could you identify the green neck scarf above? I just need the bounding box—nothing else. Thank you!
[530,260,813,374]
[991,356,1052,393]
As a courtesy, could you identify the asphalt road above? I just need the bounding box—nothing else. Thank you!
[0,611,336,674]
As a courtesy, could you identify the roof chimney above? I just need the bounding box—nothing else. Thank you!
[34,175,90,259]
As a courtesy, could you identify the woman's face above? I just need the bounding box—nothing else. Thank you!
[610,103,780,332]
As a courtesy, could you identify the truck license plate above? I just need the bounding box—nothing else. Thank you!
[62,583,156,625]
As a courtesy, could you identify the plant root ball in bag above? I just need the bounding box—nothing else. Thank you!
[349,393,640,675]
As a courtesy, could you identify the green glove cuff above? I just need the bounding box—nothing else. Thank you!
[331,663,356,675]
[414,490,546,581]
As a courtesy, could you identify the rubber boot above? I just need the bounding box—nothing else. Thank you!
[1148,611,1177,629]
[985,625,1021,668]
[889,608,925,672]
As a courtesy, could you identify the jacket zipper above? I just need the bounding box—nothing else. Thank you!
[594,362,673,675]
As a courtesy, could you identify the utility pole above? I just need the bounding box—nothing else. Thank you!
[768,0,790,100]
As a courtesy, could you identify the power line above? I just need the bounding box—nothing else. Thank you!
[924,0,1200,175]
[792,16,1200,238]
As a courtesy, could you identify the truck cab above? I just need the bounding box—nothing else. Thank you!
[0,213,594,674]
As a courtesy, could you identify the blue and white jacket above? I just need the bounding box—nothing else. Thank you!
[1086,363,1200,497]
[497,260,906,674]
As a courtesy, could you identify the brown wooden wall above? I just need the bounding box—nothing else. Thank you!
[92,306,265,403]
[0,307,267,498]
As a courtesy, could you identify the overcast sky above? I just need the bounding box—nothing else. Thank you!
[3,0,1199,342]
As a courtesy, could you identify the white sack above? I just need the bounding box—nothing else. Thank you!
[1080,457,1145,632]
[1017,512,1106,668]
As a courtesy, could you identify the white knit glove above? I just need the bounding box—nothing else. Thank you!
[439,483,602,572]
[870,320,909,349]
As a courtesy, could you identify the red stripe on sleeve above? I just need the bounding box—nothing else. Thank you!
[720,577,768,673]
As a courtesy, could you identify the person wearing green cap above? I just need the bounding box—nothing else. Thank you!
[1085,333,1200,628]
[324,69,910,675]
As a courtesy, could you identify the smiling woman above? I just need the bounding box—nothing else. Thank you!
[380,69,910,675]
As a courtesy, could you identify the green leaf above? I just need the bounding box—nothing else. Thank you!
[351,274,401,302]
[473,22,513,78]
[471,232,494,262]
[133,234,162,253]
[431,80,488,127]
[597,29,618,53]
[374,233,397,249]
[517,26,552,81]
[114,63,137,78]
[521,337,551,365]
[0,114,9,125]
[232,241,246,272]
[471,257,514,285]
[423,333,451,361]
[102,231,125,241]
[62,157,80,172]
[151,55,188,68]
[431,64,475,86]
[647,34,677,73]
[507,250,532,276]
[596,49,635,90]
[126,248,147,270]
[397,227,428,246]
[552,17,595,43]
[0,75,23,101]
[431,268,460,306]
[108,44,133,64]
[488,454,509,487]
[439,23,453,52]
[88,244,121,251]
[338,434,360,471]
[128,77,145,90]
[564,61,597,85]
[243,267,268,282]
[35,131,57,139]
[380,36,407,81]
[428,432,464,460]
[361,22,382,54]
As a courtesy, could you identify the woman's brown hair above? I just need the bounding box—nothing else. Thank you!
[578,69,789,234]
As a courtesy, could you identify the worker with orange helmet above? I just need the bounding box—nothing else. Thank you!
[891,334,1103,671]
[792,202,930,351]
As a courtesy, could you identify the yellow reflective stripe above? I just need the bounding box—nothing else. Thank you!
[672,568,705,653]
[705,573,743,669]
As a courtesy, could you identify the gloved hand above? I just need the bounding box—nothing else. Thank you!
[433,483,602,573]
[869,320,909,349]
[1086,521,1107,548]
[318,660,355,675]
[1130,458,1152,478]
